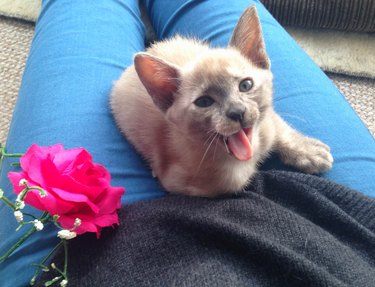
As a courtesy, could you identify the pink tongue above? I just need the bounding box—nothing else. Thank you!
[227,129,253,161]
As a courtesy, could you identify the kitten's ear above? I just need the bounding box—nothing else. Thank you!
[229,6,270,69]
[134,53,180,112]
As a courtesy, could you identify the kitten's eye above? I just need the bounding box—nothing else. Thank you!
[239,79,253,92]
[194,96,215,108]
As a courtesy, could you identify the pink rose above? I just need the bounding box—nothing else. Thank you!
[8,144,125,237]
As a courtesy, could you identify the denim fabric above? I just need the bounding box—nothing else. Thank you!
[1,0,374,286]
[0,1,162,286]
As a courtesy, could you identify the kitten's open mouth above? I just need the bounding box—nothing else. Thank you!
[224,128,253,161]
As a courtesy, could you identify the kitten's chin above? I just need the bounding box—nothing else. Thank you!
[223,128,253,161]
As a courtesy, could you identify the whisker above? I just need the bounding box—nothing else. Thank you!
[212,133,221,161]
[203,129,218,146]
[278,113,307,123]
[195,132,219,177]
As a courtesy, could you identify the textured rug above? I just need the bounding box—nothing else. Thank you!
[0,17,374,145]
[288,28,375,78]
[0,0,41,22]
[0,17,34,144]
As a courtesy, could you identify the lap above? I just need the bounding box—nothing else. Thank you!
[1,1,374,285]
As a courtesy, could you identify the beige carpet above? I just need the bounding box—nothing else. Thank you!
[288,28,375,79]
[0,17,34,144]
[0,17,374,145]
[0,0,41,22]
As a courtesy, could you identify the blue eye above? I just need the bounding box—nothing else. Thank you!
[239,78,253,92]
[194,96,215,108]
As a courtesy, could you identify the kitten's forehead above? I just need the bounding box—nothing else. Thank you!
[188,49,253,85]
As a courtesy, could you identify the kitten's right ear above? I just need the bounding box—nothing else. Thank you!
[134,53,180,112]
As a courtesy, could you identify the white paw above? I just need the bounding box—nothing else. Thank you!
[280,137,333,174]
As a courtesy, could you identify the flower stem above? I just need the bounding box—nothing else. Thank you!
[0,145,23,158]
[0,212,50,263]
[23,212,38,220]
[30,241,64,285]
[63,240,68,276]
[0,144,23,166]
[0,194,16,210]
[40,212,51,223]
[51,240,69,279]
[0,225,36,263]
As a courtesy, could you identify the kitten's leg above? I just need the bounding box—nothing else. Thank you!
[272,113,333,174]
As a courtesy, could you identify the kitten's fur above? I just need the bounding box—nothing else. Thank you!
[111,6,333,197]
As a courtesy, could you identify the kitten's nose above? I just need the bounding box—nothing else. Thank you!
[226,106,246,123]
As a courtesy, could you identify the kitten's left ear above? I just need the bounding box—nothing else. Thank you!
[134,53,180,112]
[229,6,270,69]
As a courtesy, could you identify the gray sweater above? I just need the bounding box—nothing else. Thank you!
[36,171,375,286]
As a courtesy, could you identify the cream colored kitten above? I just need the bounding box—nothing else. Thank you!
[110,6,333,197]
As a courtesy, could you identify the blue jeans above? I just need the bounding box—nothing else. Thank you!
[1,0,374,286]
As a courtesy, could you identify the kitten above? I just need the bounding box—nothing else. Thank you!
[110,6,333,197]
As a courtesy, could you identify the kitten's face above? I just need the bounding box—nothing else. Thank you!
[166,49,273,160]
[133,6,272,161]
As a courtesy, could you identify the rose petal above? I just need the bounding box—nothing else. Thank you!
[53,148,91,174]
[95,186,125,213]
[20,144,64,172]
[21,154,60,188]
[56,174,106,201]
[8,171,28,195]
[94,212,120,228]
[51,187,100,214]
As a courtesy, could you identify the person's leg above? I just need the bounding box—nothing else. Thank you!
[143,0,375,197]
[0,1,165,286]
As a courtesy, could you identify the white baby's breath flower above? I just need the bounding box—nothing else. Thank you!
[33,219,44,231]
[57,229,77,240]
[0,189,4,198]
[42,266,49,272]
[15,200,25,210]
[19,179,28,186]
[30,276,36,286]
[74,218,82,227]
[60,279,68,287]
[14,210,23,222]
[39,189,48,198]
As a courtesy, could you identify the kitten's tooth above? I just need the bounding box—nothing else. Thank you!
[223,137,230,154]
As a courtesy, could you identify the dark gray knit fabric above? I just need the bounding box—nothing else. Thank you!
[260,0,375,32]
[36,171,375,287]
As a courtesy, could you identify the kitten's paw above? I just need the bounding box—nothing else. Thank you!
[280,137,333,174]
